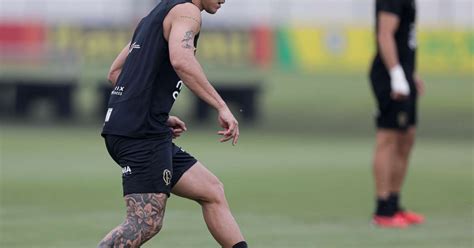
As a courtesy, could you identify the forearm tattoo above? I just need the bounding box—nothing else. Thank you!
[98,193,167,248]
[181,31,195,49]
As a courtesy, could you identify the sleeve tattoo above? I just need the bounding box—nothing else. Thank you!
[97,193,167,247]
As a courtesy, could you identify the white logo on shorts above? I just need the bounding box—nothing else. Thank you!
[163,169,172,186]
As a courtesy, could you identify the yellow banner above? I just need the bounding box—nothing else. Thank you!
[288,27,473,74]
[47,25,473,74]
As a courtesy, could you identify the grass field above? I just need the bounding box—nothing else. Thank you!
[0,124,472,248]
[0,68,472,247]
[171,70,473,140]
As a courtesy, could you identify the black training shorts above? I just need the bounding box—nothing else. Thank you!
[104,132,197,196]
[370,76,418,131]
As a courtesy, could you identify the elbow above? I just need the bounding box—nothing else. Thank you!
[107,69,119,85]
[377,32,392,45]
[170,55,194,73]
[376,33,384,45]
[107,70,114,83]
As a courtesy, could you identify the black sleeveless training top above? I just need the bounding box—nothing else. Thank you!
[102,0,199,138]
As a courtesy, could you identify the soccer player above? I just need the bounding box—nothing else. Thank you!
[97,0,248,247]
[369,0,425,228]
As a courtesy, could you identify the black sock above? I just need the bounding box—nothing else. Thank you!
[232,241,248,248]
[375,197,395,216]
[389,192,402,212]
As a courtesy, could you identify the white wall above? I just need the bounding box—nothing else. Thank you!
[0,0,146,24]
[211,0,473,28]
[0,0,472,28]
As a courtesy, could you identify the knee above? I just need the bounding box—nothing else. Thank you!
[149,224,163,238]
[149,218,164,235]
[377,135,397,150]
[126,208,165,239]
[135,215,164,239]
[198,179,226,205]
[399,138,415,156]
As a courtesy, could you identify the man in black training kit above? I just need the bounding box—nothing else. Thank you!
[98,0,248,247]
[369,0,425,228]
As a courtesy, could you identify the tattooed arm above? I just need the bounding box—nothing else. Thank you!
[164,3,227,111]
[163,3,240,145]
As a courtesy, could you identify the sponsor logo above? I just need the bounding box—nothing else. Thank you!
[111,86,125,96]
[128,41,141,54]
[163,169,172,186]
[122,166,132,176]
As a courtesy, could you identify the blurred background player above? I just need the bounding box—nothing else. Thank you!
[98,0,248,247]
[369,0,425,228]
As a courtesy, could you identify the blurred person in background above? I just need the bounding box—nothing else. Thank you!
[98,0,248,247]
[369,0,425,228]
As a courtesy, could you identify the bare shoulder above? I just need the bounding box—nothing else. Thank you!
[168,2,202,26]
[164,2,201,40]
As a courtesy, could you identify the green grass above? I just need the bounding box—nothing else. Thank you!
[1,125,472,247]
[0,67,472,247]
[170,70,473,140]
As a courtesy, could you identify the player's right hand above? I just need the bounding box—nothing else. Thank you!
[390,65,410,100]
[217,108,239,145]
[167,115,187,139]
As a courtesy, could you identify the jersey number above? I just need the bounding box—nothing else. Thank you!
[172,80,183,100]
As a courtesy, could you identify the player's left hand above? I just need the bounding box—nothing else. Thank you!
[167,116,187,139]
[414,74,425,96]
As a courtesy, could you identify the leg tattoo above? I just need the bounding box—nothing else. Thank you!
[98,193,167,248]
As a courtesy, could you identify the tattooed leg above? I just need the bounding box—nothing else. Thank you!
[98,193,167,248]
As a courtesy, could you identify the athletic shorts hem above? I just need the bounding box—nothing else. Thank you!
[170,159,198,187]
[123,190,171,198]
[376,124,416,132]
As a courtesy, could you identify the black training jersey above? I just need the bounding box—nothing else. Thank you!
[370,0,417,82]
[102,0,199,138]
